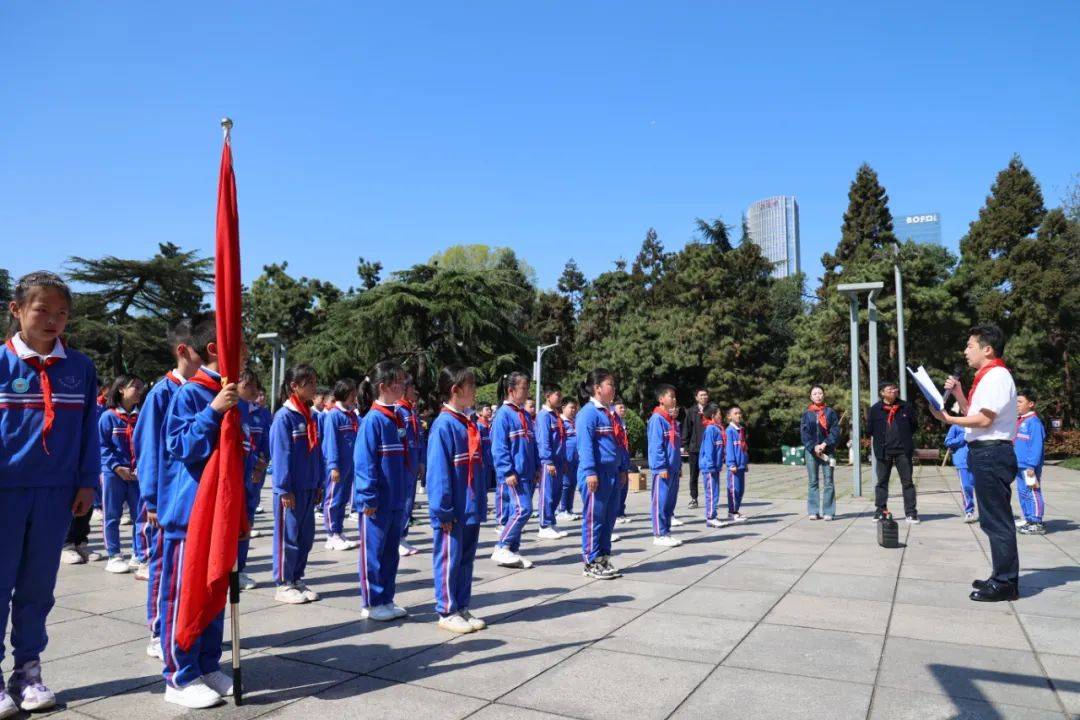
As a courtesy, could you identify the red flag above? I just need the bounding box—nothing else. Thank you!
[174,129,249,651]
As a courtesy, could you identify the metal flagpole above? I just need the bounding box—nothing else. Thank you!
[222,116,244,706]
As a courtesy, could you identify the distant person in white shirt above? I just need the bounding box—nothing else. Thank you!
[931,324,1019,603]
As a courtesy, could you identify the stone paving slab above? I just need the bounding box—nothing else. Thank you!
[10,462,1080,719]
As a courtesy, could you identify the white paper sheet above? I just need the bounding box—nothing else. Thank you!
[906,365,945,411]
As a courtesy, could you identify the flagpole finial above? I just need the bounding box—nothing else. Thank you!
[221,117,233,141]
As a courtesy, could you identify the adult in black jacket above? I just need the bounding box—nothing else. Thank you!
[800,385,841,519]
[680,389,709,508]
[867,381,919,522]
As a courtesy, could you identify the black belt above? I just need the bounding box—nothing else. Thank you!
[968,439,1012,447]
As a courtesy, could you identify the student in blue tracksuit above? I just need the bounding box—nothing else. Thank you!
[699,403,726,526]
[576,368,627,579]
[556,398,580,521]
[354,361,411,621]
[613,400,631,525]
[725,406,750,521]
[397,378,425,557]
[536,386,568,539]
[320,379,359,553]
[1014,389,1046,535]
[491,371,539,569]
[944,423,976,523]
[427,365,489,634]
[0,272,98,715]
[99,375,146,574]
[236,369,270,589]
[132,316,208,662]
[161,344,242,708]
[477,405,495,493]
[648,383,682,546]
[270,364,323,606]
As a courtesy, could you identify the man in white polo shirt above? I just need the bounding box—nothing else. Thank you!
[932,324,1019,602]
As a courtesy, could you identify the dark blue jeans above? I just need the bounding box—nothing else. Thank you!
[969,442,1019,585]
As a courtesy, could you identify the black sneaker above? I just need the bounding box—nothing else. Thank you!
[1018,523,1046,535]
[873,509,888,522]
[688,498,699,509]
[906,513,920,525]
[600,556,622,578]
[584,562,613,580]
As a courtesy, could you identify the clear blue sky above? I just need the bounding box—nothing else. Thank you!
[2,2,1078,292]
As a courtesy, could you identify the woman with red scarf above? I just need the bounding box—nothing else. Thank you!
[867,381,919,523]
[800,385,841,520]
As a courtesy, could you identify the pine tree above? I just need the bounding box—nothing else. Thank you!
[821,164,898,292]
[694,217,734,252]
[557,258,587,314]
[0,268,11,307]
[356,256,382,290]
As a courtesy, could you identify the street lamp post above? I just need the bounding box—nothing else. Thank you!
[533,337,560,409]
[837,282,885,498]
[893,243,908,401]
[256,332,286,409]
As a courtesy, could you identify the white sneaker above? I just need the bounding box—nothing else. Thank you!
[611,533,622,543]
[91,508,103,522]
[965,512,978,524]
[556,512,575,523]
[315,510,324,520]
[134,563,150,581]
[120,515,132,527]
[1014,518,1027,527]
[248,529,263,538]
[105,556,131,574]
[490,547,517,566]
[438,613,475,634]
[60,543,86,565]
[734,513,747,523]
[0,689,17,720]
[399,541,419,556]
[517,554,535,569]
[706,518,724,528]
[201,670,233,697]
[127,556,141,570]
[360,604,397,621]
[492,525,505,535]
[616,515,632,525]
[146,638,164,660]
[238,572,257,590]
[823,515,834,521]
[537,526,563,540]
[8,661,55,712]
[389,603,408,618]
[274,584,308,605]
[461,610,487,630]
[653,535,681,547]
[254,505,265,515]
[670,516,686,527]
[77,542,102,562]
[324,534,349,551]
[164,678,223,709]
[295,580,320,602]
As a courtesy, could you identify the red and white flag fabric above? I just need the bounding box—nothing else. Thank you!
[174,129,249,650]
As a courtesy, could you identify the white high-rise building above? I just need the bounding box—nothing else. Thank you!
[745,196,801,279]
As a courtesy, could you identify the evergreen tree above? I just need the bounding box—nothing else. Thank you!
[356,256,382,290]
[557,258,588,314]
[630,228,670,300]
[694,217,734,252]
[0,268,11,308]
[821,164,898,293]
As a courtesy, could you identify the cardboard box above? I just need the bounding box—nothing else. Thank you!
[628,471,647,492]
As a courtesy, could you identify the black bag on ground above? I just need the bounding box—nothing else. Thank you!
[877,514,900,548]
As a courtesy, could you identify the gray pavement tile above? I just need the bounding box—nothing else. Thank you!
[723,623,883,684]
[810,554,901,577]
[554,577,683,610]
[895,577,1014,614]
[371,632,583,700]
[259,675,482,719]
[40,639,159,709]
[46,605,94,626]
[1017,613,1080,656]
[40,615,149,663]
[653,586,781,622]
[869,685,1067,719]
[724,550,817,572]
[765,594,892,635]
[501,647,713,720]
[888,603,1029,651]
[876,636,1059,711]
[486,598,642,644]
[226,602,370,652]
[898,561,991,583]
[1038,652,1080,717]
[593,611,754,663]
[262,615,450,674]
[76,652,354,720]
[670,666,872,720]
[466,704,580,720]
[695,565,802,592]
[790,571,897,602]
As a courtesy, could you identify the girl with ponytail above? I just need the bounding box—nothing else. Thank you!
[490,371,538,569]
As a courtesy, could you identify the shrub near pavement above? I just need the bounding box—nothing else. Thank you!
[1047,429,1080,461]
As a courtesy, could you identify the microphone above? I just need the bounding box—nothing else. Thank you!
[942,367,964,407]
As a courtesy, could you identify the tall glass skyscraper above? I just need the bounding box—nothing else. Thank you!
[894,212,943,245]
[745,196,801,279]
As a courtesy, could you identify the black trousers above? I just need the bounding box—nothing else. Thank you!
[874,452,917,516]
[65,508,92,545]
[969,442,1020,585]
[688,452,700,501]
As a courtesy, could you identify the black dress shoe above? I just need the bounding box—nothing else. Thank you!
[972,578,991,590]
[970,581,1019,602]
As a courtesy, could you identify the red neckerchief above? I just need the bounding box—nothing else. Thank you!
[602,406,628,450]
[112,408,138,470]
[554,413,567,441]
[808,402,828,430]
[187,368,222,394]
[441,406,480,490]
[371,402,410,469]
[399,398,420,438]
[164,370,183,386]
[6,338,62,453]
[477,417,490,429]
[652,406,679,448]
[884,402,900,426]
[730,422,748,449]
[290,394,319,452]
[345,407,359,434]
[1016,412,1036,433]
[505,401,530,435]
[968,359,1008,405]
[703,418,715,428]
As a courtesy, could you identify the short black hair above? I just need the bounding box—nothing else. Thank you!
[969,324,1005,359]
[1017,387,1037,403]
[332,378,357,402]
[879,381,899,393]
[702,402,719,419]
[655,383,676,401]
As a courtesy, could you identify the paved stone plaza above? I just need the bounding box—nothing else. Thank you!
[8,462,1080,719]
